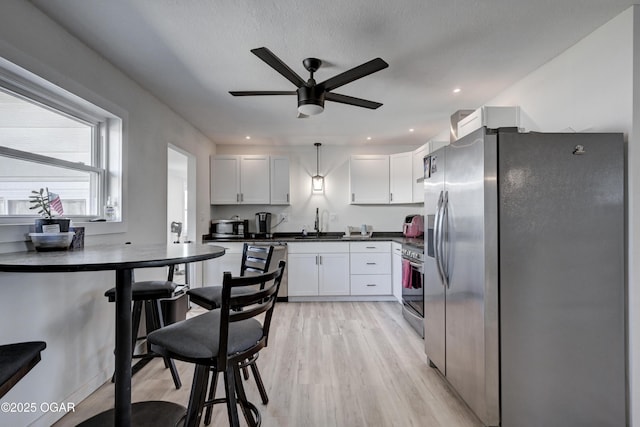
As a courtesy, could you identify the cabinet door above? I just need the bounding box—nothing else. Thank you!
[270,156,290,205]
[210,156,240,204]
[392,244,402,302]
[318,253,350,296]
[412,144,428,203]
[239,155,270,204]
[288,253,319,296]
[390,152,413,204]
[349,155,390,204]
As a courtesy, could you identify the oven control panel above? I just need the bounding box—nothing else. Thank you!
[401,246,424,262]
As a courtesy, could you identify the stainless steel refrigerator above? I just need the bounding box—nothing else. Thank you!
[423,127,626,427]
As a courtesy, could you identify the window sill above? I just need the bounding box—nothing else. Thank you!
[0,219,127,246]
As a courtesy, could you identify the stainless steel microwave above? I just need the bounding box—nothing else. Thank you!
[210,219,248,238]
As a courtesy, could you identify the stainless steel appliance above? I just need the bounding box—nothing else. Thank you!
[255,212,272,238]
[424,127,625,426]
[400,241,424,337]
[210,219,248,238]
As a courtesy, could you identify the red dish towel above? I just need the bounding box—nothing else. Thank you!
[402,259,412,288]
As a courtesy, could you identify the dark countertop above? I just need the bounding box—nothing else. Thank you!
[202,232,424,246]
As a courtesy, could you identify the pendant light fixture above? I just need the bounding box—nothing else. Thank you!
[312,142,324,193]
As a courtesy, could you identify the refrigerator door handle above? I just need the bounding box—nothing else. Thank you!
[442,191,450,288]
[434,190,446,287]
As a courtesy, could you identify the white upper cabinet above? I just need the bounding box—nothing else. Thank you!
[239,155,270,204]
[210,155,270,204]
[270,156,290,205]
[349,155,390,204]
[210,155,240,204]
[390,152,413,204]
[412,144,428,203]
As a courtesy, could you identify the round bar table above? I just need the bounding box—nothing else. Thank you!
[0,243,225,427]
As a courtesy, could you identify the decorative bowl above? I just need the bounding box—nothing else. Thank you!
[28,232,75,251]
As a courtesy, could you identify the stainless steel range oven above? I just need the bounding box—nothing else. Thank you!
[401,242,424,337]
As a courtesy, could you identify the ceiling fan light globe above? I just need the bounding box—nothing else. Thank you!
[298,103,324,116]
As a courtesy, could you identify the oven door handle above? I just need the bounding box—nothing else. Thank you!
[408,260,423,270]
[433,190,446,287]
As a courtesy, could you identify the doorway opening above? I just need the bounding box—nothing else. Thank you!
[167,144,196,285]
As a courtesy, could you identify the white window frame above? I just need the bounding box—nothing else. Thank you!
[0,57,127,244]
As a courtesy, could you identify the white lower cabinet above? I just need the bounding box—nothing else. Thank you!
[202,242,243,285]
[349,241,392,296]
[392,242,402,302]
[288,242,350,297]
[287,253,319,296]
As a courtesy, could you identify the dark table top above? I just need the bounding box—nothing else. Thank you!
[0,243,226,273]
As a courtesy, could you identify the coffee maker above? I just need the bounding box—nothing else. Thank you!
[255,212,272,238]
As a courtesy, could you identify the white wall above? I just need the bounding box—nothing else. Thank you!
[0,1,216,426]
[486,7,638,425]
[212,144,425,235]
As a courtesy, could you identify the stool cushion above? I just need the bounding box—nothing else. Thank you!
[0,342,46,391]
[147,310,262,363]
[187,285,255,310]
[104,280,176,302]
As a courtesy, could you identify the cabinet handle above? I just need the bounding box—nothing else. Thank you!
[351,193,355,202]
[366,284,376,287]
[240,193,244,202]
[366,262,377,265]
[287,193,290,203]
[315,255,319,265]
[236,193,240,202]
[366,246,376,249]
[319,255,323,265]
[390,193,393,202]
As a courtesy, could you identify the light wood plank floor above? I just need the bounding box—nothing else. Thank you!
[54,302,482,427]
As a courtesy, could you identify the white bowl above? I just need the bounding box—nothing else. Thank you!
[28,232,75,251]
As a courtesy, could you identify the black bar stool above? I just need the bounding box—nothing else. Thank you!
[148,261,286,427]
[104,266,182,389]
[0,341,46,398]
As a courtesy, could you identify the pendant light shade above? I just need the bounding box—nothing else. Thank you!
[312,142,324,193]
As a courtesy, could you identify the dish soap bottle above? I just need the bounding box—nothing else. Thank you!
[105,197,115,221]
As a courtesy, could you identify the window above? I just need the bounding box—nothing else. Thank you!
[0,58,123,223]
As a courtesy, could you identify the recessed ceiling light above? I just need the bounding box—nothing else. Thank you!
[366,136,372,141]
[409,128,415,132]
[453,88,461,94]
[245,136,251,140]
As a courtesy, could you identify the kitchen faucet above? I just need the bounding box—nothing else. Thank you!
[313,207,319,235]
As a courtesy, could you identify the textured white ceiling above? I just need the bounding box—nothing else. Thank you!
[30,0,634,146]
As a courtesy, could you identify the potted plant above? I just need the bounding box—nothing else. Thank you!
[29,187,70,233]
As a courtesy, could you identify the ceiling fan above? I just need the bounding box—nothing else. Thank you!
[230,47,389,117]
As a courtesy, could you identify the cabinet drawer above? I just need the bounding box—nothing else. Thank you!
[351,275,392,295]
[350,253,391,274]
[349,241,391,253]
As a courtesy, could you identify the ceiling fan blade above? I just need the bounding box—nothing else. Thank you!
[251,47,306,88]
[320,58,388,92]
[325,92,383,109]
[229,91,296,96]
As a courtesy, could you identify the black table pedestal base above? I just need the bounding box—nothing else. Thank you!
[77,401,186,427]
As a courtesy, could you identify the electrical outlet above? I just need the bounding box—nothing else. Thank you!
[280,213,289,222]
